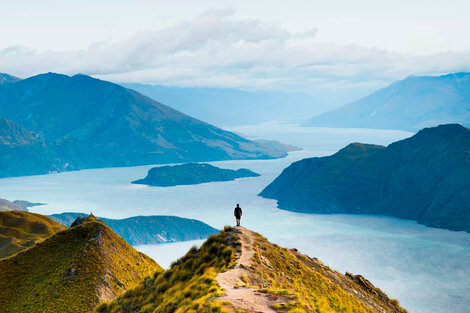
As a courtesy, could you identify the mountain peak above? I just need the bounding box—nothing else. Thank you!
[98,226,406,313]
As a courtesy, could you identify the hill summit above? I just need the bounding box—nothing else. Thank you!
[0,214,161,313]
[97,226,406,313]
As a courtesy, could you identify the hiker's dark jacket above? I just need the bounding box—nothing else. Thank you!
[234,207,242,218]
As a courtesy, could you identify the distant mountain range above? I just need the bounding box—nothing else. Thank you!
[49,212,218,245]
[0,73,290,178]
[304,73,470,131]
[260,124,470,232]
[123,83,329,127]
[132,163,260,187]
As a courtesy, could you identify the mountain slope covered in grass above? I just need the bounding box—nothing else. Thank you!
[0,211,65,259]
[305,72,470,131]
[0,216,161,313]
[96,227,406,313]
[260,124,470,232]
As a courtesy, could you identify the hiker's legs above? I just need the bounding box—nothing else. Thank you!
[236,218,240,226]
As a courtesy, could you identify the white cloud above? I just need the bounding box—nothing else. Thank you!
[1,8,470,96]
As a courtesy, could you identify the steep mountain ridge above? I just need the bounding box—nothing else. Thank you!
[304,72,470,130]
[97,226,406,313]
[0,73,288,178]
[0,217,161,313]
[260,124,470,232]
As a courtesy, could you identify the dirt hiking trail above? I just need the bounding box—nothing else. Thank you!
[215,227,289,313]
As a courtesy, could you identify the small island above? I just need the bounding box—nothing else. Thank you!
[132,163,260,187]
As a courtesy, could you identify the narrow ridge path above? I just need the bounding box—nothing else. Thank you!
[215,227,287,313]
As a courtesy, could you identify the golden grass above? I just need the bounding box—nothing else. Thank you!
[96,228,235,313]
[0,220,161,313]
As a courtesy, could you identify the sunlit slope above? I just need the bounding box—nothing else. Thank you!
[0,210,65,259]
[96,227,406,313]
[0,217,162,313]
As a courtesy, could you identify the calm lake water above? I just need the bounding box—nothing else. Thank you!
[1,123,469,313]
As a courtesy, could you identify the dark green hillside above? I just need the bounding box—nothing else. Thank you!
[0,73,288,178]
[132,163,260,187]
[260,124,470,232]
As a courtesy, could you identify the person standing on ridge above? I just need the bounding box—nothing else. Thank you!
[234,204,242,226]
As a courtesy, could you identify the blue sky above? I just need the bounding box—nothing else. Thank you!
[2,0,470,100]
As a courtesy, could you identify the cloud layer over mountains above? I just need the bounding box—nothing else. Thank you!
[2,9,470,95]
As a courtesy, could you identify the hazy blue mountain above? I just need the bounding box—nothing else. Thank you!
[132,163,260,187]
[0,73,289,177]
[260,124,470,232]
[0,118,69,177]
[49,212,218,245]
[123,83,329,127]
[0,73,20,85]
[304,73,470,131]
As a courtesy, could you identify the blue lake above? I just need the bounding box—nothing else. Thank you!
[1,124,468,313]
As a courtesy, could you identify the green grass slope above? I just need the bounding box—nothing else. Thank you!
[96,227,405,313]
[0,210,65,259]
[0,218,162,313]
[96,228,235,313]
[247,229,406,313]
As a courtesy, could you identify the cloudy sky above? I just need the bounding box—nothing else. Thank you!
[2,0,470,100]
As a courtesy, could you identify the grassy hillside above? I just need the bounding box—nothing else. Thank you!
[0,211,65,258]
[96,227,235,313]
[96,227,405,313]
[246,230,406,313]
[0,218,161,313]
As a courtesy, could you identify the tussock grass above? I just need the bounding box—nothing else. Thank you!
[0,220,160,313]
[96,228,235,313]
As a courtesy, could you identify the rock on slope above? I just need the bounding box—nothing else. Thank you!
[304,72,470,131]
[0,211,65,259]
[260,124,470,232]
[0,215,161,313]
[96,227,406,313]
[49,212,218,245]
[0,73,288,178]
[132,163,260,187]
